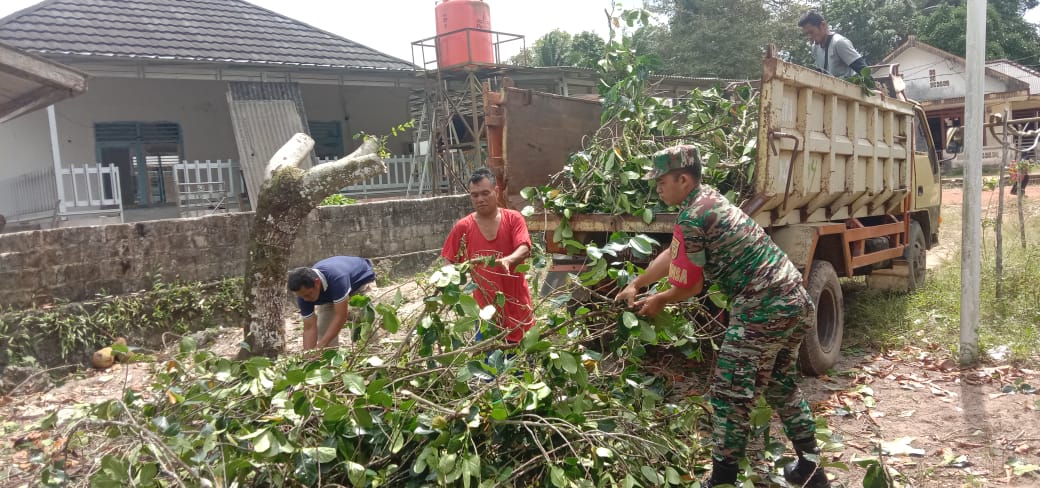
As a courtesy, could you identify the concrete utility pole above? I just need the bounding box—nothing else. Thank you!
[960,0,985,365]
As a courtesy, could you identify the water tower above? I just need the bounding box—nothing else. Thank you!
[408,0,524,196]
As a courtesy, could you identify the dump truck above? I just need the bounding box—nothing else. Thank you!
[483,50,943,375]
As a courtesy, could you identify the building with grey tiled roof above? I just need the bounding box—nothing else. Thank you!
[0,0,415,70]
[0,0,424,223]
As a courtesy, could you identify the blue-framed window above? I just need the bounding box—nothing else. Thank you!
[95,122,183,206]
[309,121,344,160]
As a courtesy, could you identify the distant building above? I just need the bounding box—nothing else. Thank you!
[883,35,1040,167]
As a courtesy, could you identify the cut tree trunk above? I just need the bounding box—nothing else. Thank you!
[242,135,386,358]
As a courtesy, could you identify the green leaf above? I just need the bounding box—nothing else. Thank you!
[629,236,652,256]
[622,311,638,329]
[253,430,273,453]
[347,460,367,486]
[343,373,366,395]
[354,404,373,429]
[665,467,681,485]
[134,462,158,485]
[640,465,662,484]
[520,187,537,200]
[550,465,567,487]
[305,368,333,386]
[491,405,508,421]
[559,352,578,374]
[459,294,480,317]
[521,323,541,351]
[285,368,306,385]
[521,205,536,217]
[638,323,656,342]
[642,208,654,224]
[862,461,889,488]
[323,404,350,422]
[302,446,338,463]
[179,336,197,354]
[377,304,400,334]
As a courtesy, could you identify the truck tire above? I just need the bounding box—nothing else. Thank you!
[798,260,844,376]
[905,221,927,291]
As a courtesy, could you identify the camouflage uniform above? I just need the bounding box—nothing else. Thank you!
[651,146,818,464]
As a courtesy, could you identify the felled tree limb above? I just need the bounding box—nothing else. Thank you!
[242,134,386,358]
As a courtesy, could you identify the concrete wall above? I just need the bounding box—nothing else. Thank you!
[0,195,470,308]
[0,77,413,181]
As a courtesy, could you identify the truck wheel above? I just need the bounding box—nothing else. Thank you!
[798,260,844,376]
[905,221,927,291]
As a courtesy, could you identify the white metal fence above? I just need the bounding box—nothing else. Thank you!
[0,163,123,226]
[319,155,448,197]
[60,164,123,218]
[172,159,245,216]
[0,166,60,223]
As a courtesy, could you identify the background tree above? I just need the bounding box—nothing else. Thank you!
[568,31,607,68]
[649,0,804,79]
[507,47,535,66]
[912,0,1040,62]
[819,0,917,63]
[533,29,573,66]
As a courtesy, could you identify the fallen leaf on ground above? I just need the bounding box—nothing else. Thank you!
[881,437,927,457]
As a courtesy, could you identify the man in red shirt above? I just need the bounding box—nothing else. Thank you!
[441,169,535,342]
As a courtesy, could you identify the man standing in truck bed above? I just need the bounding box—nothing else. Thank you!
[799,9,868,78]
[441,168,535,343]
[616,146,831,488]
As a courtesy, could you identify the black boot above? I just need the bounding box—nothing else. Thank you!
[701,460,739,488]
[783,438,831,488]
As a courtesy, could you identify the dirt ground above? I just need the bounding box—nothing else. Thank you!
[2,188,1040,487]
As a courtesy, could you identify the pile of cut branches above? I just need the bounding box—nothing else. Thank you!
[522,9,759,231]
[39,246,724,488]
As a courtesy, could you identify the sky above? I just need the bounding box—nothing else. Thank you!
[0,0,1037,63]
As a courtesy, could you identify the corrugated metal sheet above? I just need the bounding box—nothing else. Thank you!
[227,82,312,206]
[987,61,1040,95]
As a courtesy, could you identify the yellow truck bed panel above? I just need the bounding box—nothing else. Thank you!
[750,57,916,227]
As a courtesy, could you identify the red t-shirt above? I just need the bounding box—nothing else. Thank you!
[441,209,534,342]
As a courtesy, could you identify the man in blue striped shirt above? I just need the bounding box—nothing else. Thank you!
[287,256,376,350]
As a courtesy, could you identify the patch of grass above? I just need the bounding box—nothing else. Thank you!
[845,216,1040,363]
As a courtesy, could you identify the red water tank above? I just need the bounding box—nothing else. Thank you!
[435,0,494,69]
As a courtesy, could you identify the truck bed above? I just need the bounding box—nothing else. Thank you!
[747,57,917,227]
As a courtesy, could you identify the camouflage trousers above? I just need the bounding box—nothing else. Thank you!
[708,282,817,462]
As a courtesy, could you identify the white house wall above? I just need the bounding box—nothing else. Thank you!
[891,47,1010,102]
[0,77,414,181]
[0,109,51,177]
[300,84,412,155]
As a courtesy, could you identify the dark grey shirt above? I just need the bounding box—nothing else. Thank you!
[811,33,863,78]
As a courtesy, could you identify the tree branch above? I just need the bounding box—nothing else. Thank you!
[301,138,386,204]
[264,133,314,180]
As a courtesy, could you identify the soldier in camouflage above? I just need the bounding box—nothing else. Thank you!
[616,145,832,487]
